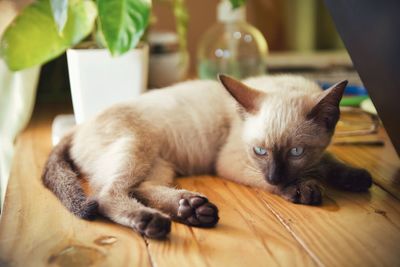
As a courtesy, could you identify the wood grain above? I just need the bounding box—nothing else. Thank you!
[0,104,399,267]
[256,186,400,267]
[146,177,316,267]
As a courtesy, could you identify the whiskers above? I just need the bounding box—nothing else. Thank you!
[243,163,263,177]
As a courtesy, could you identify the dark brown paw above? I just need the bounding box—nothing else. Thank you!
[177,196,219,227]
[133,211,171,239]
[338,168,373,192]
[282,180,323,205]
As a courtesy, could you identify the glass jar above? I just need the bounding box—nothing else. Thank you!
[197,0,268,79]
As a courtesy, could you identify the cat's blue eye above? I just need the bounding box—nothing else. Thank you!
[253,146,267,156]
[289,147,304,157]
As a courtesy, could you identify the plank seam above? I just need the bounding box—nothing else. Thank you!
[372,181,400,201]
[221,183,282,265]
[188,216,213,267]
[143,237,156,267]
[256,191,325,267]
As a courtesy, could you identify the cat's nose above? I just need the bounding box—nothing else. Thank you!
[266,159,286,185]
[266,173,281,185]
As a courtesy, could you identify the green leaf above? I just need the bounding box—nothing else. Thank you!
[0,0,97,71]
[97,0,151,56]
[172,0,188,66]
[50,0,69,33]
[173,0,188,52]
[229,0,246,9]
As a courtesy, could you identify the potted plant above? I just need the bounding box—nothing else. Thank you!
[0,0,244,124]
[0,0,152,124]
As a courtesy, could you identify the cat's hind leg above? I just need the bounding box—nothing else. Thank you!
[132,159,219,227]
[98,185,171,239]
[91,139,171,239]
[97,169,173,238]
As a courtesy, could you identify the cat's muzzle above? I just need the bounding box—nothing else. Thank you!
[266,172,283,185]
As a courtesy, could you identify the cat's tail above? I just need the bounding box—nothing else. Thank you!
[42,132,98,220]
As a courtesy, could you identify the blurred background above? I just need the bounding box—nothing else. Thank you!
[152,0,345,70]
[0,0,356,103]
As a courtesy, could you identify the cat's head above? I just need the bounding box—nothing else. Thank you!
[219,74,347,187]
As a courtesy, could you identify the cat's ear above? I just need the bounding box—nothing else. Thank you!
[218,74,264,114]
[307,80,348,131]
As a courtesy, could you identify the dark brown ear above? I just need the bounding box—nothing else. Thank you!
[218,74,264,113]
[307,80,348,131]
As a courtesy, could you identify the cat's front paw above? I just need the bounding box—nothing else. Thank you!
[133,210,171,239]
[336,168,373,192]
[281,180,323,205]
[177,196,219,227]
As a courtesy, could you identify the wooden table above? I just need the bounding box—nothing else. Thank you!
[0,104,399,267]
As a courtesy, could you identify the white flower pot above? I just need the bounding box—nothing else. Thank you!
[66,44,149,124]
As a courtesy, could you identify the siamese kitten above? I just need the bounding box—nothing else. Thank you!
[43,74,372,239]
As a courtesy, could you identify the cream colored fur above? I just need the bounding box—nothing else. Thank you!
[72,76,321,192]
[44,74,376,239]
[67,75,322,225]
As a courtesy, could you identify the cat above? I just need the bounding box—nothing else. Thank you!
[42,74,373,239]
